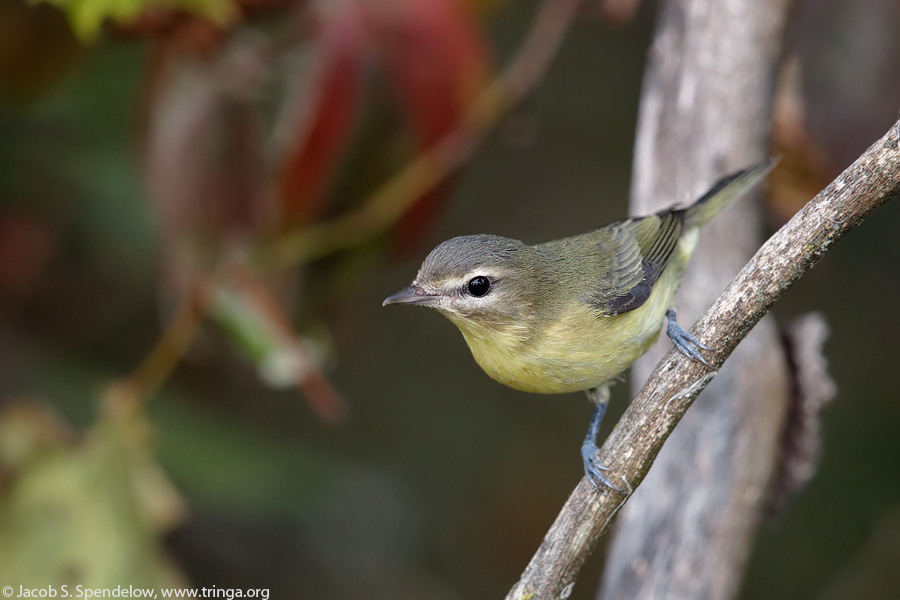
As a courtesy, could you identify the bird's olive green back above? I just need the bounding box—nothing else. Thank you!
[535,158,777,318]
[537,210,685,317]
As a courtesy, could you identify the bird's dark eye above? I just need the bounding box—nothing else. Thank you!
[467,276,491,297]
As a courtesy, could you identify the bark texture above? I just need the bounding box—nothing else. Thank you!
[600,1,793,598]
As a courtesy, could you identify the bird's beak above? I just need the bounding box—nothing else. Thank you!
[383,285,438,307]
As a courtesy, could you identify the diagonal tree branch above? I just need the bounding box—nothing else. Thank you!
[504,119,900,600]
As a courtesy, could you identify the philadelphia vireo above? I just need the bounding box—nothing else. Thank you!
[383,160,776,489]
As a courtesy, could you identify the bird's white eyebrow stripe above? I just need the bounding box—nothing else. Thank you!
[463,268,506,281]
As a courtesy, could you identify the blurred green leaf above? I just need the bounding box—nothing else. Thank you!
[0,394,187,588]
[207,271,346,422]
[30,0,238,40]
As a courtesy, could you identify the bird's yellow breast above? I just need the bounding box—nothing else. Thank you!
[446,242,692,394]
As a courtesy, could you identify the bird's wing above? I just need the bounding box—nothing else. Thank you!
[589,210,685,315]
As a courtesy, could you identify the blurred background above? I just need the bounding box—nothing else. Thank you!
[0,0,899,598]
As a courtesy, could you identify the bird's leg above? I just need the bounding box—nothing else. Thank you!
[666,308,712,367]
[581,385,622,491]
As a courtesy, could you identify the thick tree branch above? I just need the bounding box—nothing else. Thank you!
[603,1,792,597]
[504,120,900,600]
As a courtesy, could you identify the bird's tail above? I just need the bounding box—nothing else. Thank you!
[685,158,778,229]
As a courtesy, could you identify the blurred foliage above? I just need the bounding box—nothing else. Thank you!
[0,395,186,589]
[0,0,899,598]
[0,0,84,100]
[132,0,490,412]
[31,0,238,40]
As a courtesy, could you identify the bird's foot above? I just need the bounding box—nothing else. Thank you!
[666,309,712,367]
[581,441,622,491]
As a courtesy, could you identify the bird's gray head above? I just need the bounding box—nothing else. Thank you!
[383,234,540,324]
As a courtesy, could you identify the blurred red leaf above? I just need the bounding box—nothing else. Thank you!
[279,6,366,225]
[372,0,488,254]
[279,0,489,244]
[373,0,487,145]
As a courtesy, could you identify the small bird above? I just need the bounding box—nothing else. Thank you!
[383,160,776,489]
